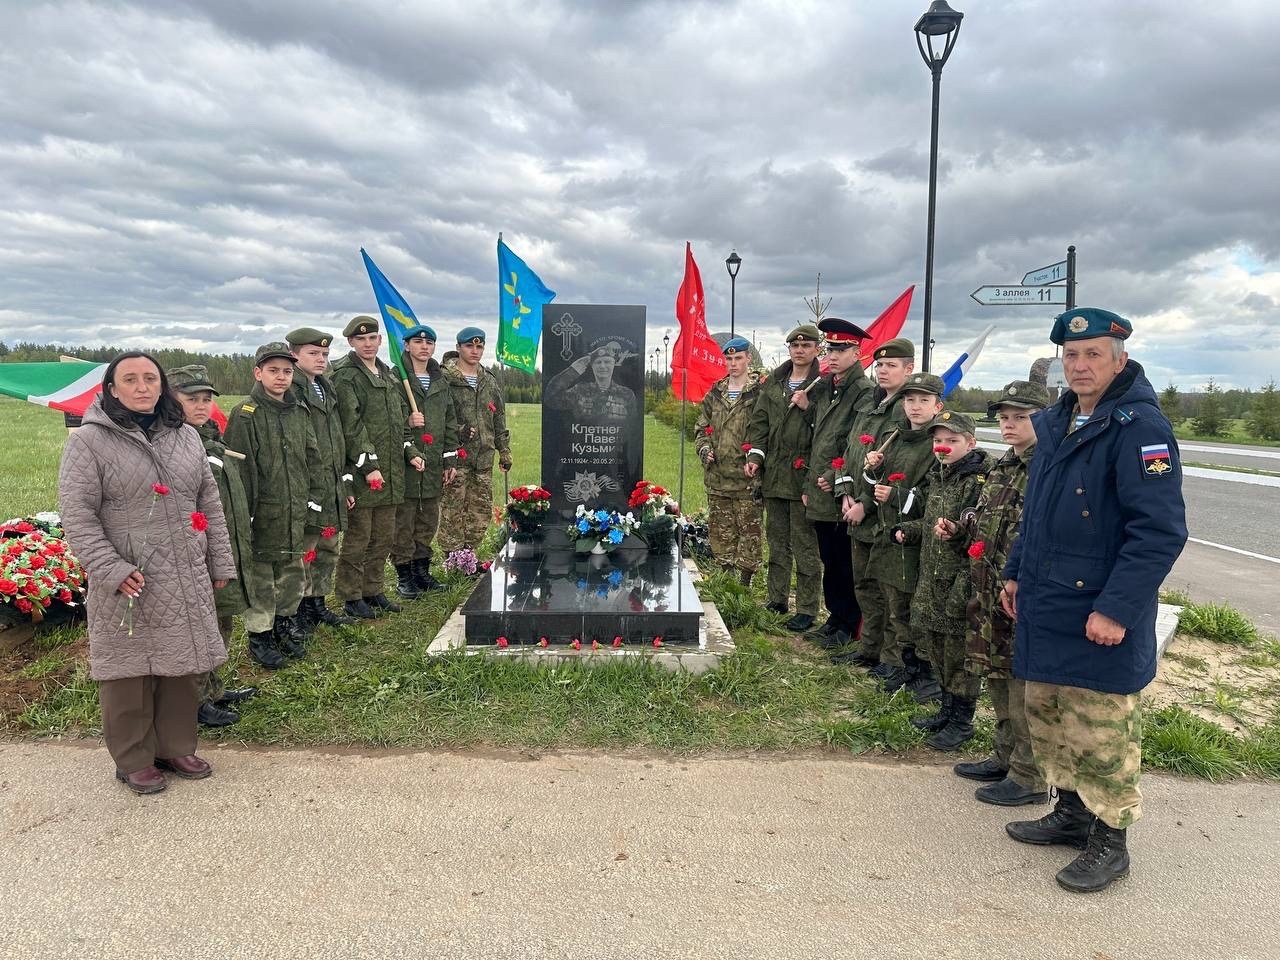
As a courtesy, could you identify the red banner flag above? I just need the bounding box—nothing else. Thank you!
[670,243,726,402]
[860,285,916,367]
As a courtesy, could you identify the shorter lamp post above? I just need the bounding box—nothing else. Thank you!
[663,332,670,384]
[725,249,742,338]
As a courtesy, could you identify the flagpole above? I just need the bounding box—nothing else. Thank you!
[495,233,511,516]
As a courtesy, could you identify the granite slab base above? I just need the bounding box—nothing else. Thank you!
[429,557,734,673]
[1156,603,1183,659]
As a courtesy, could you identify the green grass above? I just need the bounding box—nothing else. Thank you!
[1174,419,1280,448]
[1178,601,1265,648]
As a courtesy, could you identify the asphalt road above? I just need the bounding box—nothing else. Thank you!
[3,742,1279,960]
[976,428,1280,473]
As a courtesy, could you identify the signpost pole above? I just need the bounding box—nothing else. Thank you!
[1066,244,1077,311]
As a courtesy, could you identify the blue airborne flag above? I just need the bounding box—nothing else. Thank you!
[360,248,420,378]
[497,237,556,373]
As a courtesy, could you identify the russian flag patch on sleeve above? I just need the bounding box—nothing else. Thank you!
[1140,443,1174,477]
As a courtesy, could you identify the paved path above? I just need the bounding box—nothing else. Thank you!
[2,741,1277,959]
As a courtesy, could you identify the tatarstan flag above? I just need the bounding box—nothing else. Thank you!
[0,360,227,428]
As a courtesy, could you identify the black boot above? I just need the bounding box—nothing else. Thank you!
[1056,820,1130,893]
[395,563,423,599]
[1006,789,1095,849]
[197,702,240,727]
[739,568,754,588]
[366,593,403,614]
[412,558,443,591]
[880,664,911,693]
[343,598,378,620]
[247,631,286,670]
[911,692,952,732]
[310,596,356,626]
[295,596,319,630]
[926,695,976,750]
[215,686,259,705]
[764,600,788,615]
[906,659,942,703]
[784,613,816,632]
[819,627,854,651]
[975,777,1048,807]
[953,756,1008,782]
[273,616,306,660]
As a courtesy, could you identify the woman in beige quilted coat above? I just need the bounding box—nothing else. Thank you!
[57,353,236,795]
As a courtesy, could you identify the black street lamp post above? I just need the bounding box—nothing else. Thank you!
[725,249,742,338]
[662,332,670,384]
[915,1,963,372]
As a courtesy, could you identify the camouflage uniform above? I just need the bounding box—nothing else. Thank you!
[290,370,350,601]
[896,447,992,695]
[694,371,765,574]
[746,360,820,614]
[832,389,906,659]
[392,357,461,565]
[222,382,326,634]
[962,443,1043,791]
[330,352,424,600]
[438,360,510,552]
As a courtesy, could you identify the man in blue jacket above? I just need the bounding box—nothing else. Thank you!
[1000,307,1187,894]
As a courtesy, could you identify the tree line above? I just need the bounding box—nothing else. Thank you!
[1160,379,1280,441]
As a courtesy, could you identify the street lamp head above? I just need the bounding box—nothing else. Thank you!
[725,249,742,279]
[663,332,670,348]
[915,1,963,70]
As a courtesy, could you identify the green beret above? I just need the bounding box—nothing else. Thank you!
[786,324,822,344]
[1050,307,1132,346]
[286,326,334,348]
[254,342,297,366]
[873,337,915,361]
[926,409,977,436]
[167,364,219,396]
[343,315,380,338]
[900,372,945,397]
[989,380,1050,417]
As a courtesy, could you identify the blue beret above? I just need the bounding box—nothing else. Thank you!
[402,324,436,342]
[456,326,486,345]
[1050,307,1132,346]
[722,336,751,356]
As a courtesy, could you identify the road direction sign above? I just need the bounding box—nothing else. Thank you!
[970,284,1067,306]
[1022,260,1068,286]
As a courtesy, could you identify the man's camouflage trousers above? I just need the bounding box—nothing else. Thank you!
[392,496,442,565]
[707,494,762,574]
[763,497,819,614]
[438,467,494,552]
[244,557,305,634]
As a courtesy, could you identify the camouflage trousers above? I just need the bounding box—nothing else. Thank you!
[918,626,980,698]
[707,494,763,573]
[988,676,1044,791]
[1024,681,1143,828]
[852,538,886,658]
[878,582,914,668]
[198,615,235,706]
[391,496,442,565]
[763,497,820,614]
[244,557,305,634]
[438,467,493,552]
[302,528,341,598]
[337,503,398,601]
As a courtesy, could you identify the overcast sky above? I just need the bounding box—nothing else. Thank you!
[2,0,1279,388]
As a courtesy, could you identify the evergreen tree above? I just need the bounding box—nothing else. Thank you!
[1246,379,1280,441]
[1192,378,1227,437]
[1159,383,1184,426]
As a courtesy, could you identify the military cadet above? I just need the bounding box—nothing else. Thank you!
[286,326,355,628]
[222,343,328,668]
[842,371,944,691]
[438,327,511,553]
[801,318,874,649]
[951,381,1050,807]
[745,324,822,631]
[1003,308,1187,893]
[830,337,915,667]
[391,324,461,597]
[892,410,991,748]
[168,365,259,721]
[330,315,427,620]
[694,336,764,584]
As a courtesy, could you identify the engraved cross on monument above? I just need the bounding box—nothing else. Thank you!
[551,312,583,361]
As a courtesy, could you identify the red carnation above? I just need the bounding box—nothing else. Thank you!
[831,457,845,470]
[859,434,875,445]
[422,433,434,444]
[23,581,40,597]
[571,638,582,650]
[496,636,509,649]
[488,401,497,412]
[653,637,664,648]
[28,555,46,570]
[538,636,549,648]
[41,596,50,607]
[152,483,170,495]
[14,521,35,532]
[190,512,209,532]
[58,588,73,603]
[591,639,600,651]
[612,636,623,648]
[968,541,986,560]
[887,472,907,483]
[933,445,952,456]
[704,426,714,436]
[457,448,468,460]
[368,477,384,490]
[0,579,17,596]
[45,540,64,554]
[321,526,337,538]
[793,457,806,470]
[52,567,68,582]
[303,549,317,564]
[741,443,752,452]
[15,598,32,613]
[481,560,491,571]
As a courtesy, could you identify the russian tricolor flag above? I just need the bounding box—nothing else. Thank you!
[940,324,995,397]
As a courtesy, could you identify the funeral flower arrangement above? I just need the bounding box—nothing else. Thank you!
[503,485,552,540]
[568,505,640,554]
[626,480,682,553]
[0,513,87,625]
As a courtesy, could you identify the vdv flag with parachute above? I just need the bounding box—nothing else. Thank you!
[360,248,420,378]
[940,324,996,397]
[497,237,556,373]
